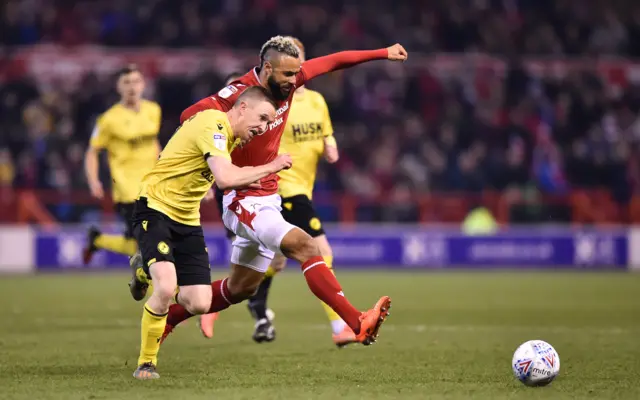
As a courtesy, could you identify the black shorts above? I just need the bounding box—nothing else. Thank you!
[214,185,235,240]
[281,195,325,238]
[115,202,135,238]
[132,197,211,286]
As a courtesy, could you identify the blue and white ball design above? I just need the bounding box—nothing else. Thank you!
[512,340,560,387]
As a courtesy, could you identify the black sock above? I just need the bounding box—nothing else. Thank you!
[248,276,273,320]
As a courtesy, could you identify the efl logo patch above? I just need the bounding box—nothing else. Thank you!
[213,133,227,151]
[217,85,238,99]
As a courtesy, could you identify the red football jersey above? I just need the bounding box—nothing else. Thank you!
[181,68,298,197]
[180,48,388,198]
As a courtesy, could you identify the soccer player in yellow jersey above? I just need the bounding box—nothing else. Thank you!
[83,65,161,265]
[200,38,354,347]
[131,86,292,380]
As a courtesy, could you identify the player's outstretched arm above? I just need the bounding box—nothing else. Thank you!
[298,44,408,84]
[207,154,292,190]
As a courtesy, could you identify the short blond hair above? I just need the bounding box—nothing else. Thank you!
[285,36,305,59]
[259,36,300,67]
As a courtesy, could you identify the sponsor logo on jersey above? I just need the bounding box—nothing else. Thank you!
[292,122,324,142]
[275,101,289,117]
[263,101,290,132]
[127,135,155,148]
[201,169,214,182]
[268,117,284,131]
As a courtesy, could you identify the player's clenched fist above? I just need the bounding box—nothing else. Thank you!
[270,153,293,172]
[386,44,408,61]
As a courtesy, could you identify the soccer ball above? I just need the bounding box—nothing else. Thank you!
[512,340,560,387]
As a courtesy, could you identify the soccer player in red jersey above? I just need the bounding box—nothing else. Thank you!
[130,36,408,347]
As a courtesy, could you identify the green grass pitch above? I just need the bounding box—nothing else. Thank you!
[1,270,639,400]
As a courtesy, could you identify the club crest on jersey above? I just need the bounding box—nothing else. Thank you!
[213,133,226,151]
[218,85,238,99]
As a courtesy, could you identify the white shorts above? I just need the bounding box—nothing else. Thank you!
[222,191,296,273]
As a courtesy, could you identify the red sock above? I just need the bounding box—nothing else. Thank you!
[301,256,362,334]
[207,278,235,313]
[166,303,193,328]
[165,278,234,328]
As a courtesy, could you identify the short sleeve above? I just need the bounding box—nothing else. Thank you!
[192,112,232,161]
[89,114,109,149]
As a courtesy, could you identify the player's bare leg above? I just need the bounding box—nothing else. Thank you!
[134,260,212,379]
[280,227,391,345]
[226,264,276,342]
[133,260,176,380]
[162,264,265,344]
[198,228,236,339]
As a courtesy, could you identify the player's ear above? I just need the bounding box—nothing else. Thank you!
[263,61,273,75]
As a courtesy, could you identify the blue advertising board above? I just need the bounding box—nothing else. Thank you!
[33,226,628,270]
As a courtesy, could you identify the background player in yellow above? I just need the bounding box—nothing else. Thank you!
[199,38,350,346]
[82,65,161,264]
[130,87,293,380]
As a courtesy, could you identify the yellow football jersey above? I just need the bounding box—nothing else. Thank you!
[139,110,236,226]
[90,100,161,203]
[278,89,334,199]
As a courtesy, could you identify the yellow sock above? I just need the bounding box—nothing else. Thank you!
[137,304,167,366]
[319,255,342,324]
[95,234,137,256]
[264,265,277,278]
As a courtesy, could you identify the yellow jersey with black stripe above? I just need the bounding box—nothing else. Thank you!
[90,100,161,203]
[139,110,236,226]
[278,89,334,199]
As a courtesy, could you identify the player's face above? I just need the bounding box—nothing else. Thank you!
[265,55,301,101]
[237,100,276,145]
[117,71,145,103]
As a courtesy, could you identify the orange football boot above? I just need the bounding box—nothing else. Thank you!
[332,325,358,348]
[198,312,219,338]
[355,296,392,345]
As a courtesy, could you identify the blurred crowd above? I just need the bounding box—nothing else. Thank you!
[2,0,640,222]
[3,0,640,56]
